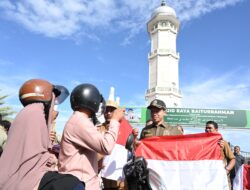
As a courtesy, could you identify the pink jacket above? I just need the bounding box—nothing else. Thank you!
[58,111,120,190]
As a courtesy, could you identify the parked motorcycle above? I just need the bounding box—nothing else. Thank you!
[123,134,152,190]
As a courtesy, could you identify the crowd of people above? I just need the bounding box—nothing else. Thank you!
[0,78,248,190]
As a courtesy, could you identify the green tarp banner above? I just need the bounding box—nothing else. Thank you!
[124,107,250,128]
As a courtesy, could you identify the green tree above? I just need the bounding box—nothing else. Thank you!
[0,91,15,119]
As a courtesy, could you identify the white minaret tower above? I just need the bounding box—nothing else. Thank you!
[145,0,182,107]
[108,86,120,105]
[108,86,115,101]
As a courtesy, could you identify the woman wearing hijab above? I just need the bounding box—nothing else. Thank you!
[0,79,83,190]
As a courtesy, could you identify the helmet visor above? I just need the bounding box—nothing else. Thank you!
[96,95,106,117]
[53,85,69,105]
[100,95,106,115]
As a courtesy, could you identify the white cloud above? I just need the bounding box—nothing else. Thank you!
[70,80,82,87]
[0,75,30,96]
[0,73,38,114]
[182,70,250,109]
[122,68,250,109]
[0,0,245,43]
[174,0,243,21]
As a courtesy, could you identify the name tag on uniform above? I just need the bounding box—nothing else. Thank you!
[143,130,153,137]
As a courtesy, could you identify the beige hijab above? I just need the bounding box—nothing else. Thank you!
[0,97,55,190]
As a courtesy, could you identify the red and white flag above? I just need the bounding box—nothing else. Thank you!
[136,133,229,190]
[101,118,132,181]
[233,164,250,190]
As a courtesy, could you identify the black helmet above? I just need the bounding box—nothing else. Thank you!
[70,83,105,114]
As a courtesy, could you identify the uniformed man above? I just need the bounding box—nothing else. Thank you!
[205,120,235,190]
[98,99,126,190]
[139,99,183,140]
[98,100,119,135]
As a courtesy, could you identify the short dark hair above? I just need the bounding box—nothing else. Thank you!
[234,145,240,150]
[206,121,218,129]
[0,120,11,131]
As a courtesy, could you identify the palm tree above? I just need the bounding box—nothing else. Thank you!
[0,91,15,119]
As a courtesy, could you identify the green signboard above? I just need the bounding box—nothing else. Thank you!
[164,108,249,128]
[124,107,250,128]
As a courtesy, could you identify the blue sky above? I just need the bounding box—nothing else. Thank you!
[0,0,250,150]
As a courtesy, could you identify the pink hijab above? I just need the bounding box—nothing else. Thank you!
[0,99,55,190]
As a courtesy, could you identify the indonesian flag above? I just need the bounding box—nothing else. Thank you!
[136,133,229,190]
[101,118,132,180]
[233,164,250,190]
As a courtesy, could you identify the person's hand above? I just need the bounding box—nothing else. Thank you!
[50,107,59,124]
[177,125,184,134]
[98,158,105,171]
[134,138,141,148]
[132,128,141,149]
[46,154,58,168]
[111,108,125,122]
[225,166,230,174]
[52,110,59,121]
[218,139,224,148]
[50,131,56,143]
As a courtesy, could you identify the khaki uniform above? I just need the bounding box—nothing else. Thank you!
[97,123,127,190]
[140,122,182,140]
[221,140,235,190]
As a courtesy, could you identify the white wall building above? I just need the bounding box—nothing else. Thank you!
[145,1,182,107]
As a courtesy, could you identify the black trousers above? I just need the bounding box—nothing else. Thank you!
[39,171,85,190]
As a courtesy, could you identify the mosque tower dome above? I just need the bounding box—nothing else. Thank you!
[151,0,176,18]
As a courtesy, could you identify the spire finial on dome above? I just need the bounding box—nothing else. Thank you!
[161,0,166,6]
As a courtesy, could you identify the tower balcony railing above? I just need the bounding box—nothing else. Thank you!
[148,48,179,59]
[146,86,182,96]
[150,25,177,34]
